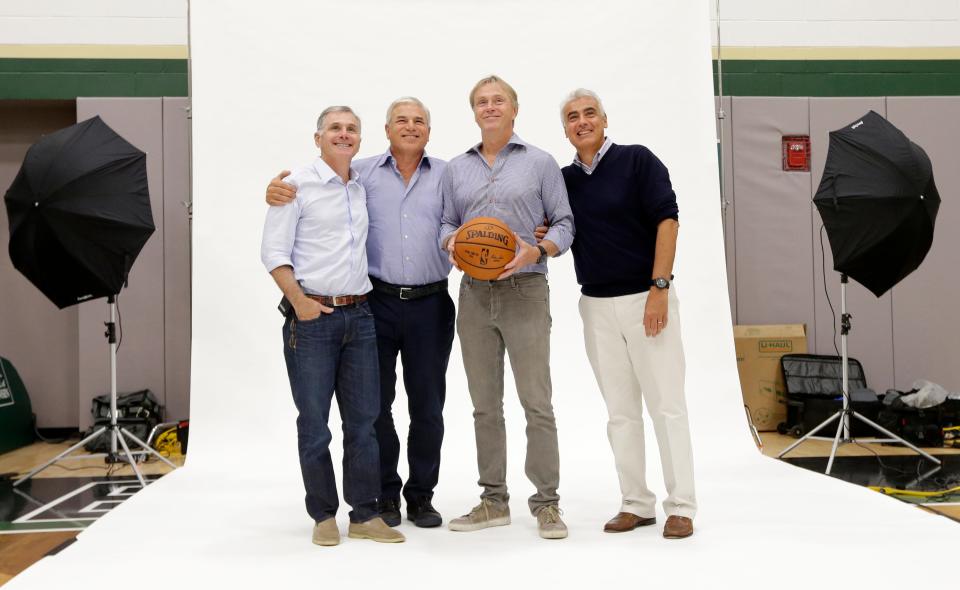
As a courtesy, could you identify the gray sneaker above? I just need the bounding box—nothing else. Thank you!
[536,505,568,539]
[448,499,511,532]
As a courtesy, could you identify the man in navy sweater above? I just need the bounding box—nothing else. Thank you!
[558,89,697,539]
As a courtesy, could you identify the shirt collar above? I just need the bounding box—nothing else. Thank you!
[377,149,433,170]
[468,133,527,156]
[573,137,612,172]
[312,157,360,185]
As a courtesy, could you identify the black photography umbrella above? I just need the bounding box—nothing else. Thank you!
[780,111,944,473]
[4,116,155,309]
[6,117,174,489]
[813,110,940,297]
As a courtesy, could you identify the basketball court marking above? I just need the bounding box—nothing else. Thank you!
[1,477,155,534]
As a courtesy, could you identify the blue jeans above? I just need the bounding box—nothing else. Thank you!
[282,302,380,523]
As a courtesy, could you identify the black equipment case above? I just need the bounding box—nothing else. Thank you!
[84,389,163,452]
[777,354,881,437]
[877,393,960,447]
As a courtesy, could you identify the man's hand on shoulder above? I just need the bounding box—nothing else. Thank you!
[266,170,296,206]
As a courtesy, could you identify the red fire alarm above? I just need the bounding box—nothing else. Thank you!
[782,135,810,171]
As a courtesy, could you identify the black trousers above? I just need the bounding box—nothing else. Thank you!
[369,286,455,503]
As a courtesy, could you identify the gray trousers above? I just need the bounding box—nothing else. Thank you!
[457,272,560,514]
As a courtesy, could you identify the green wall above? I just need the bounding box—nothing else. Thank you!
[1,58,959,99]
[0,59,187,99]
[715,60,960,96]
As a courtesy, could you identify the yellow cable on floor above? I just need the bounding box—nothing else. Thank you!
[869,485,960,498]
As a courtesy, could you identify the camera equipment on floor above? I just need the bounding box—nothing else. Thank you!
[84,389,163,453]
[0,356,35,454]
[877,390,960,448]
[778,354,880,438]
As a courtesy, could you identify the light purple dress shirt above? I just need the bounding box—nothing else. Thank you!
[439,134,575,275]
[354,151,451,286]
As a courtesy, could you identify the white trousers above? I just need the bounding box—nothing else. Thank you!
[579,289,697,519]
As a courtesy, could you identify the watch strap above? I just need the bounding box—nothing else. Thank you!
[536,244,548,264]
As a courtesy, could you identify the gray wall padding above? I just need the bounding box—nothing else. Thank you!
[729,96,958,392]
[0,101,80,428]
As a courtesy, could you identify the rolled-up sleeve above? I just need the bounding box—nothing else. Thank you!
[438,166,462,250]
[639,148,679,224]
[260,187,302,273]
[539,157,575,255]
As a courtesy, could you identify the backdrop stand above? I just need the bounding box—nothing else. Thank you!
[13,296,176,489]
[778,275,942,474]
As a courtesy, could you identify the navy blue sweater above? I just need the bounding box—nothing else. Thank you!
[561,143,679,297]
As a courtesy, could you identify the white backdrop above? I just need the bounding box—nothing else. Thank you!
[7,1,956,589]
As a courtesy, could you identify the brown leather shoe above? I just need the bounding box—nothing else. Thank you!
[603,512,657,533]
[662,515,693,539]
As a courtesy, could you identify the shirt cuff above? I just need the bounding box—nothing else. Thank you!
[543,228,573,255]
[262,255,293,274]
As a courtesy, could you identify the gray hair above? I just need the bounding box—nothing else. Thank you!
[316,106,361,132]
[560,88,606,123]
[385,96,431,126]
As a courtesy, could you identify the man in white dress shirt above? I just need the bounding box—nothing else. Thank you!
[261,106,404,546]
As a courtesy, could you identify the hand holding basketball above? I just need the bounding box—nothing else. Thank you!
[452,217,517,281]
[497,233,539,280]
[446,237,461,271]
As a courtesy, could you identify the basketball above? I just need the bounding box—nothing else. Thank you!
[453,217,517,281]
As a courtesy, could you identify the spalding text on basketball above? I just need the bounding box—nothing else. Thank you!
[465,230,509,246]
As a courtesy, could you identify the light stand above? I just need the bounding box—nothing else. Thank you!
[13,295,177,489]
[778,274,942,474]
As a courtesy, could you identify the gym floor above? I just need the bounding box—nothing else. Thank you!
[0,433,957,586]
[0,440,184,585]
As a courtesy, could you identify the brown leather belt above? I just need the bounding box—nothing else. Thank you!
[306,293,367,307]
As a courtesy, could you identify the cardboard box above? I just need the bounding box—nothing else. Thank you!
[734,324,808,431]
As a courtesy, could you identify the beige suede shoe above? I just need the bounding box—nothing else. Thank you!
[347,517,406,543]
[312,518,340,546]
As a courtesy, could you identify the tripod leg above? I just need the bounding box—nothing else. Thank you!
[13,427,107,486]
[120,427,177,469]
[115,429,147,487]
[777,412,840,459]
[825,412,846,475]
[850,411,942,466]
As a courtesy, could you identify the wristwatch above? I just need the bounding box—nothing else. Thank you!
[651,275,674,290]
[536,245,548,265]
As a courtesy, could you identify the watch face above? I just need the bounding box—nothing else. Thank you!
[654,278,669,289]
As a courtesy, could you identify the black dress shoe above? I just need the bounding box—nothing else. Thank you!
[378,498,401,527]
[406,497,442,528]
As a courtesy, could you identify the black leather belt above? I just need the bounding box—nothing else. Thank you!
[371,277,447,301]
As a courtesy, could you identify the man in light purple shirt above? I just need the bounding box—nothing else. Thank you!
[266,98,453,529]
[440,75,575,540]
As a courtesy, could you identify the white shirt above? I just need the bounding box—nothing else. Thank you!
[260,157,372,296]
